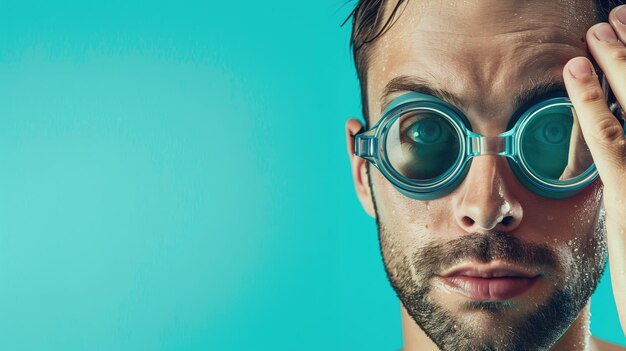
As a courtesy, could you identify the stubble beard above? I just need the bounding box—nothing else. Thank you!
[375,207,607,351]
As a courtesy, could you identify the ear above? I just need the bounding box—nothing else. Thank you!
[345,118,376,218]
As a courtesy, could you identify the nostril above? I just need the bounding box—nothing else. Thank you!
[500,216,514,226]
[461,215,514,229]
[461,216,475,227]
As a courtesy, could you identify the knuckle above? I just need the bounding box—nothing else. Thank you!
[593,117,624,143]
[607,46,626,63]
[577,87,605,104]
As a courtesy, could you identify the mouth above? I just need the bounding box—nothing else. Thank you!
[436,261,542,301]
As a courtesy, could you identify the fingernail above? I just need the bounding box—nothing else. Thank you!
[568,57,593,79]
[594,23,618,42]
[616,5,626,25]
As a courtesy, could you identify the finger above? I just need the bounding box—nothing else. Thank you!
[586,20,626,123]
[559,112,593,181]
[562,57,626,189]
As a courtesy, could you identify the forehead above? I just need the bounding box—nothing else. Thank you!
[366,0,597,129]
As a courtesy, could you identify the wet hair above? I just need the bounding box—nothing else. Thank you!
[343,0,626,127]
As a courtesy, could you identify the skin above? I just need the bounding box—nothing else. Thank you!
[345,1,626,350]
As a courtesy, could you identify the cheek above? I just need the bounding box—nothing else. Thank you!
[373,171,453,247]
[519,180,603,244]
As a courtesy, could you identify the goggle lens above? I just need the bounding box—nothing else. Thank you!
[519,105,592,183]
[385,110,461,181]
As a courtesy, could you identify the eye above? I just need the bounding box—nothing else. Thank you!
[532,117,571,145]
[404,117,447,144]
[388,111,461,180]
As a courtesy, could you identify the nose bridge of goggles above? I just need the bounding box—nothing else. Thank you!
[466,130,516,159]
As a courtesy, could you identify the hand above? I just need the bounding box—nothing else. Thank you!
[563,6,626,334]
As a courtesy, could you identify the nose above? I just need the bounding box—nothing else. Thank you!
[453,156,523,233]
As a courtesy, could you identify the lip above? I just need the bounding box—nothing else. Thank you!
[437,261,542,301]
[441,261,540,278]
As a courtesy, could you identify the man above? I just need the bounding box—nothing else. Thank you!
[344,1,626,350]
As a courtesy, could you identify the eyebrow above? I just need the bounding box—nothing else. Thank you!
[379,74,567,115]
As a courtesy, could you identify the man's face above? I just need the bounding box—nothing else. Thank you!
[358,1,608,350]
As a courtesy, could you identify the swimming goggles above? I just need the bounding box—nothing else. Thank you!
[354,90,612,200]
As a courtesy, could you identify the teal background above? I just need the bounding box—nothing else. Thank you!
[0,1,623,350]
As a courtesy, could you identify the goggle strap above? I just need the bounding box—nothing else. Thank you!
[354,132,378,163]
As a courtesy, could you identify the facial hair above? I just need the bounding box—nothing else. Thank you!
[375,205,607,351]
